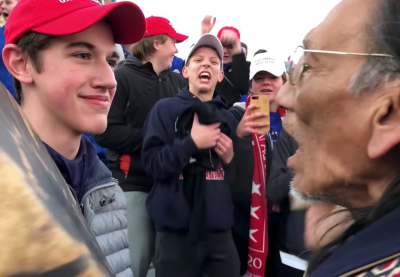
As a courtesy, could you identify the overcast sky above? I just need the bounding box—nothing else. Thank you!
[123,0,342,61]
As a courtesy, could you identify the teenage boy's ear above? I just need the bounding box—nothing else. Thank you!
[217,68,224,83]
[3,44,33,85]
[182,65,189,79]
[153,39,162,51]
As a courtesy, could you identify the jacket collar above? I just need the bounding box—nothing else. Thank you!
[310,205,400,277]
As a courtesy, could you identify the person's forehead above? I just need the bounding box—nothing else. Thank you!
[303,0,377,52]
[54,21,116,53]
[192,47,219,58]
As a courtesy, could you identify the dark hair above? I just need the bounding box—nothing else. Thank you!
[129,34,169,61]
[13,31,56,104]
[254,49,267,57]
[307,0,400,274]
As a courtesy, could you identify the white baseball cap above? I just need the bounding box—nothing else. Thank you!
[186,34,224,69]
[249,52,286,80]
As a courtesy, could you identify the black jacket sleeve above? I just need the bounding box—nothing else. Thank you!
[231,53,250,97]
[95,70,143,153]
[267,128,298,204]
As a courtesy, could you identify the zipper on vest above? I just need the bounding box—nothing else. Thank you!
[67,184,79,204]
[67,184,83,213]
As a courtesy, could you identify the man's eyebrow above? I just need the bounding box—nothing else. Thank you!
[65,41,120,60]
[302,39,319,61]
[65,41,95,50]
[303,39,313,50]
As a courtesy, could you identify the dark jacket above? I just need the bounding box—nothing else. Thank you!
[307,205,400,277]
[45,136,133,277]
[95,56,188,193]
[217,53,250,107]
[267,128,310,261]
[142,87,237,233]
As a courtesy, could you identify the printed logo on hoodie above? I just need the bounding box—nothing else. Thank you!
[179,164,225,180]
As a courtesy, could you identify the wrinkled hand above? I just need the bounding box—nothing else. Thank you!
[215,133,234,164]
[220,30,241,54]
[191,114,221,149]
[201,15,216,35]
[236,104,269,138]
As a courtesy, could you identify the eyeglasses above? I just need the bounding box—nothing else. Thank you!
[222,44,233,50]
[288,46,395,86]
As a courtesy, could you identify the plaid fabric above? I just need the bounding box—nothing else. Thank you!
[354,257,400,277]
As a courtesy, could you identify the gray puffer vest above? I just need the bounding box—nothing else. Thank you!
[80,160,133,277]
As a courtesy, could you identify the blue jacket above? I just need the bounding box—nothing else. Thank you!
[142,87,237,233]
[0,25,17,101]
[307,205,400,277]
[45,136,133,277]
[171,56,184,73]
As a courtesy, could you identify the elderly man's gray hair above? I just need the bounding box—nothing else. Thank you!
[349,0,400,95]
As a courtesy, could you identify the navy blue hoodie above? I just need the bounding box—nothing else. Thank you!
[44,136,98,203]
[142,87,238,233]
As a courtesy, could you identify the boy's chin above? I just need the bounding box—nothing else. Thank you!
[79,120,107,135]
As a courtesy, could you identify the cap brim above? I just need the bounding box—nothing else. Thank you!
[32,2,146,45]
[186,34,224,67]
[169,32,189,43]
[249,68,285,80]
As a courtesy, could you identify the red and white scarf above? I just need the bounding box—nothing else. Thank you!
[243,97,268,277]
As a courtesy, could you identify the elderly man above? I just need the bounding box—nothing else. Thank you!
[276,0,400,276]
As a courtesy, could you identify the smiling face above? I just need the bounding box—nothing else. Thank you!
[275,0,400,208]
[9,21,118,135]
[183,46,224,97]
[154,36,178,70]
[251,71,283,104]
[1,0,18,22]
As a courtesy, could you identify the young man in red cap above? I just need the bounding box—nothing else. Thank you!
[95,15,188,277]
[2,0,146,276]
[216,26,250,107]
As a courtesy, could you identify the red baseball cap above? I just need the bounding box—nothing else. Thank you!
[5,0,146,45]
[144,16,188,43]
[217,26,240,40]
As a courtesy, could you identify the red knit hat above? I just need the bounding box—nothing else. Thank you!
[217,26,240,40]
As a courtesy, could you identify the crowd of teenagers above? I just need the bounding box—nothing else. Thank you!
[2,0,400,276]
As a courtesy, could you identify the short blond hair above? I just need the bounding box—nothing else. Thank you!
[129,34,169,61]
